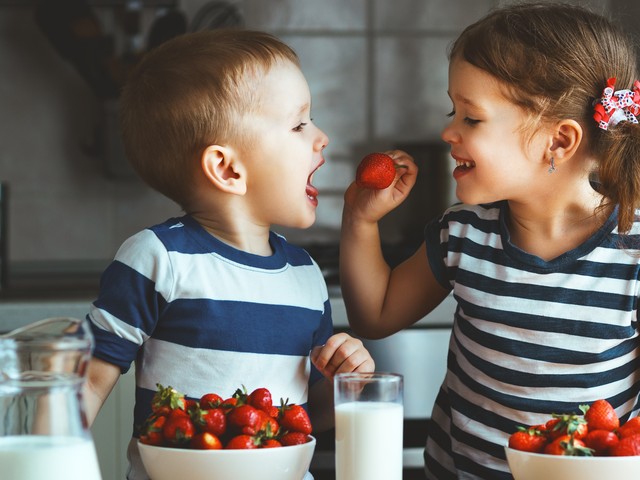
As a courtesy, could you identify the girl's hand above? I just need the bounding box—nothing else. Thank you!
[310,333,375,380]
[344,149,418,224]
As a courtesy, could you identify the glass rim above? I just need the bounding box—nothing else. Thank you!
[334,372,403,382]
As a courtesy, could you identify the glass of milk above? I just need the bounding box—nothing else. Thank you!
[334,372,403,480]
[0,317,102,480]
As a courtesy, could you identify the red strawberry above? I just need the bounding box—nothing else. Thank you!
[230,386,250,405]
[582,400,619,432]
[257,409,280,437]
[583,429,619,455]
[139,414,167,446]
[279,401,312,435]
[219,397,238,412]
[162,408,195,446]
[184,398,198,412]
[543,434,592,456]
[192,407,227,437]
[262,438,283,448]
[610,433,640,456]
[280,431,310,446]
[545,413,588,440]
[248,387,273,413]
[618,417,640,439]
[355,153,399,190]
[199,392,223,409]
[268,405,280,418]
[190,432,223,450]
[227,404,262,435]
[508,426,548,453]
[151,384,186,415]
[226,434,259,449]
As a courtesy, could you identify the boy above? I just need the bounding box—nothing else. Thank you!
[83,29,375,480]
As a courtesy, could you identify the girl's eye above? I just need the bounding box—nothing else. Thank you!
[447,110,480,125]
[292,122,307,132]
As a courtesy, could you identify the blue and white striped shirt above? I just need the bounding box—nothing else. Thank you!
[424,201,640,479]
[88,215,332,479]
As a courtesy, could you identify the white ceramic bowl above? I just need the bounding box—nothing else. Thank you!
[138,436,315,480]
[505,447,640,480]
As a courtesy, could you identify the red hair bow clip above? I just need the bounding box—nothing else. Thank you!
[593,77,640,130]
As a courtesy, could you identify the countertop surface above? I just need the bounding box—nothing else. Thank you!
[330,290,456,329]
[0,257,456,331]
[0,290,456,332]
[0,298,93,332]
[1,244,460,329]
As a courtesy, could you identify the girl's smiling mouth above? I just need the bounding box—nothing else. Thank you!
[455,159,476,169]
[452,155,475,180]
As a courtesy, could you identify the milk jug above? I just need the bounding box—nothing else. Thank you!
[0,317,102,479]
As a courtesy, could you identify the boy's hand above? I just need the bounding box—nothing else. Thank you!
[310,332,375,379]
[344,149,417,224]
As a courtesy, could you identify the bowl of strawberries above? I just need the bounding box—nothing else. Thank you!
[137,384,316,480]
[505,399,640,480]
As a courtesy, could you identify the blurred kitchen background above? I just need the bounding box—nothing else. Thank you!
[1,0,638,295]
[3,2,640,479]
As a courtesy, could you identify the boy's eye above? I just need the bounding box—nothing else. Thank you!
[292,122,307,132]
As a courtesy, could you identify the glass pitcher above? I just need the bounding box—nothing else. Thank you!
[0,317,102,480]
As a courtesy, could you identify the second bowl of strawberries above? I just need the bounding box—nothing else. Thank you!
[508,399,640,457]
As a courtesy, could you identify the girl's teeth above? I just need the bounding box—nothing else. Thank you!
[456,160,475,168]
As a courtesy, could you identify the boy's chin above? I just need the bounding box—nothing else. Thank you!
[296,218,316,230]
[278,216,317,231]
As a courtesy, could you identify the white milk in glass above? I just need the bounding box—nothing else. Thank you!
[0,435,102,480]
[335,401,403,480]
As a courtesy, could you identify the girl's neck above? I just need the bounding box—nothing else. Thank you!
[504,186,610,261]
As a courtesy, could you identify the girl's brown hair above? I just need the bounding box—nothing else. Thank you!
[450,2,640,232]
[119,29,299,208]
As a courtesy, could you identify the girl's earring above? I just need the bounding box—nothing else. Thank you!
[548,156,556,174]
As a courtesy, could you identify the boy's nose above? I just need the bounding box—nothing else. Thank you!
[317,128,329,150]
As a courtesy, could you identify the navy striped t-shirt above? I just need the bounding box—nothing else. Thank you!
[423,201,640,479]
[88,215,332,479]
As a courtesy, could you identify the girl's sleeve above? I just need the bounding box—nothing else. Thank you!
[424,210,454,291]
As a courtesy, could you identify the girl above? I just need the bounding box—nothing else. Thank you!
[340,3,640,479]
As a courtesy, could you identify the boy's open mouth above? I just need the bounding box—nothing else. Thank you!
[306,182,319,200]
[306,159,324,201]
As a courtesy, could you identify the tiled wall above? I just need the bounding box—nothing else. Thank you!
[0,0,618,267]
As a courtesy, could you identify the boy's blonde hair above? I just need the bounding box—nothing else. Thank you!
[450,2,640,232]
[119,29,299,208]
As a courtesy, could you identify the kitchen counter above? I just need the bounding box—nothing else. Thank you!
[0,287,456,333]
[330,289,456,329]
[0,291,456,332]
[0,243,459,328]
[0,299,93,332]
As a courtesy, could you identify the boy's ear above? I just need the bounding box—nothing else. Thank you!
[548,119,582,165]
[200,145,246,195]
